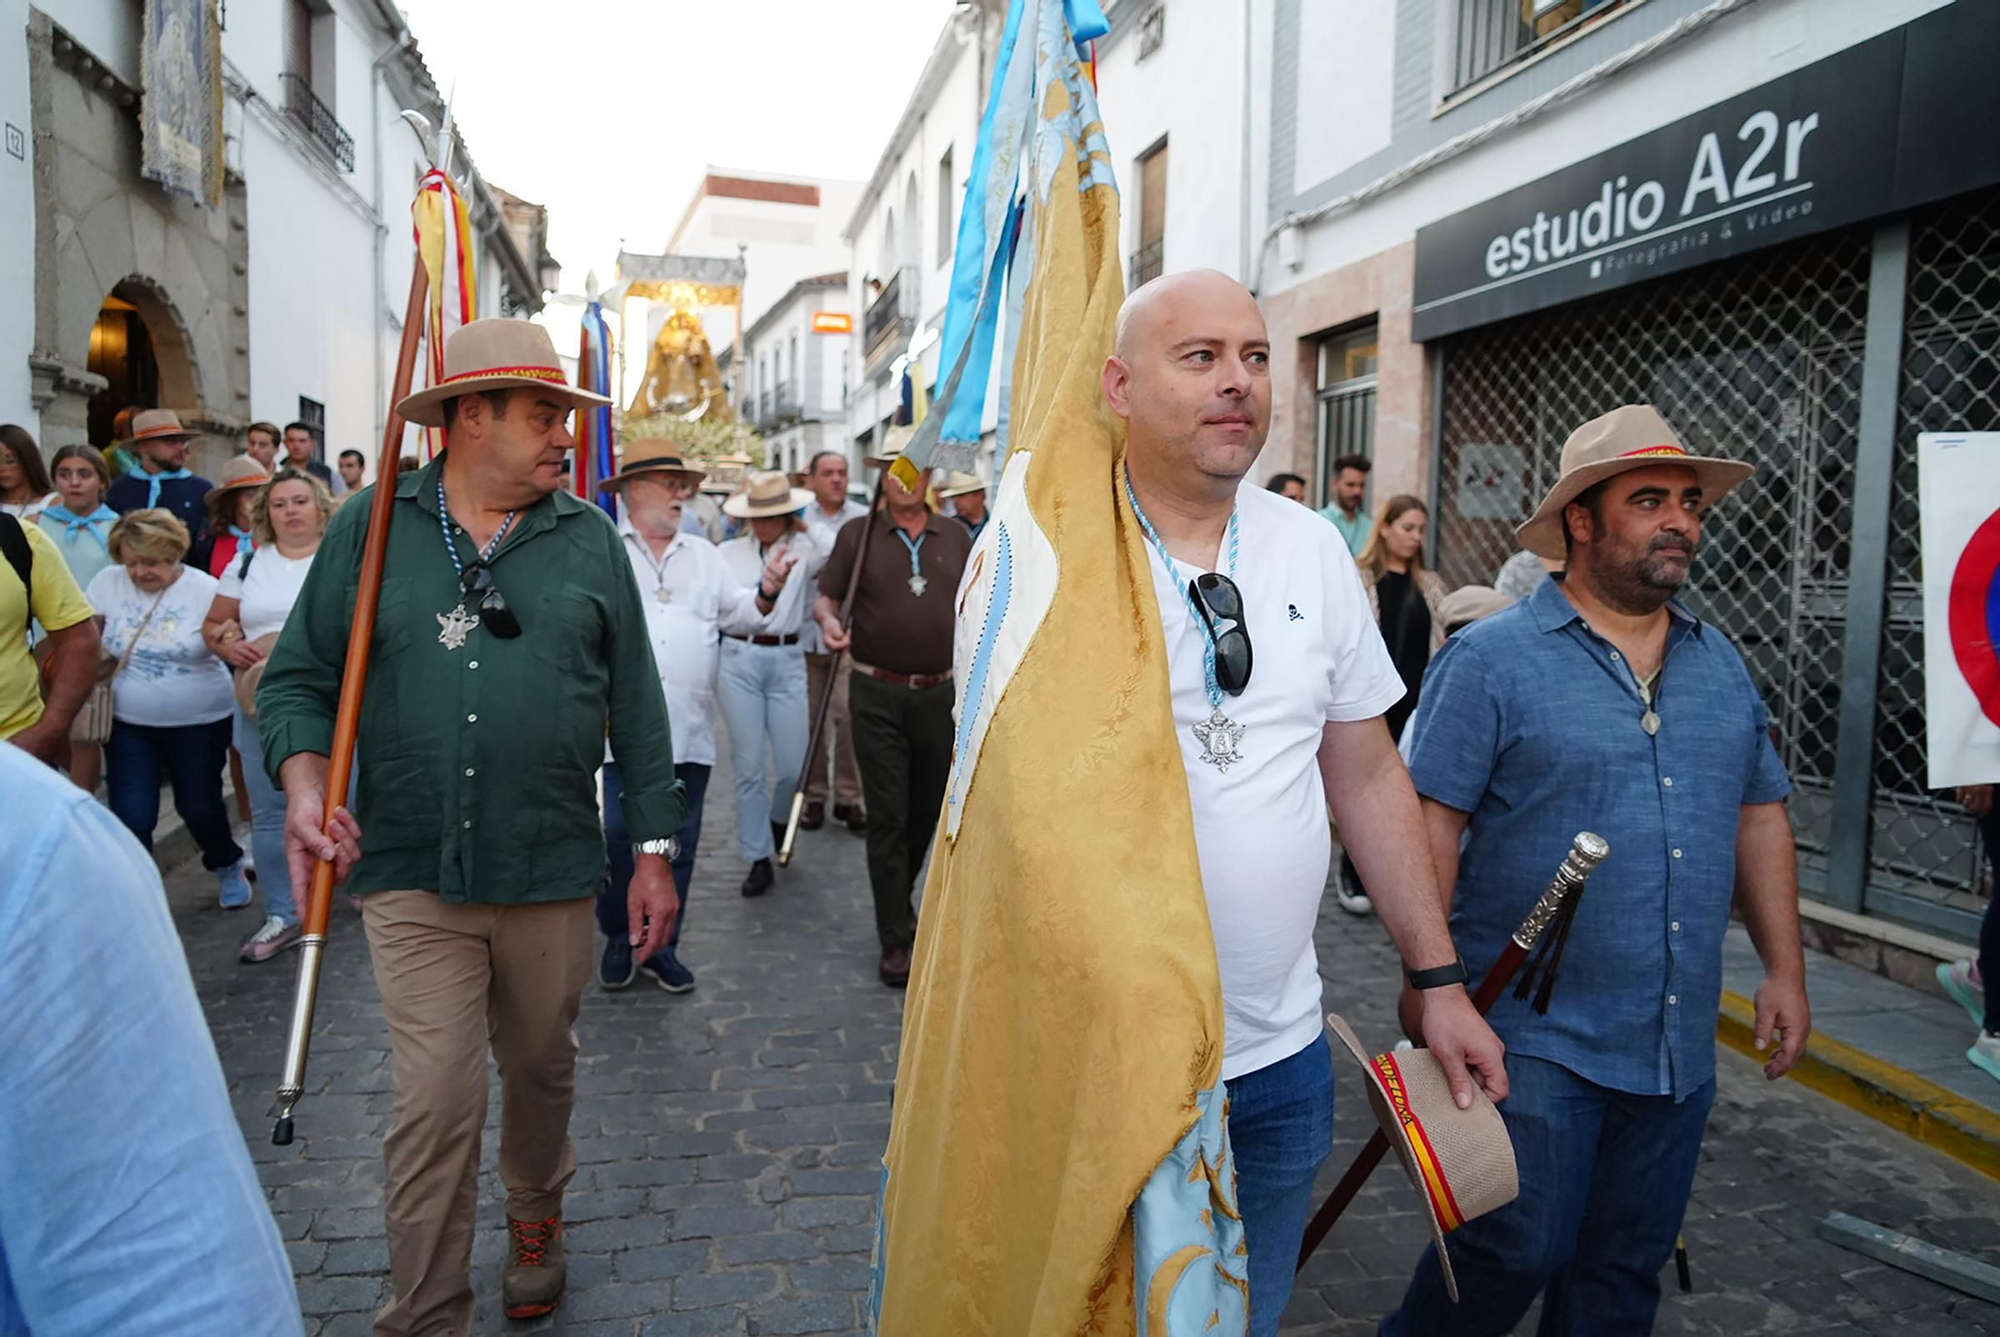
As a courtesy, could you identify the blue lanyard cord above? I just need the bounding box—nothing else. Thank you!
[436,480,516,582]
[894,528,928,577]
[1124,472,1239,709]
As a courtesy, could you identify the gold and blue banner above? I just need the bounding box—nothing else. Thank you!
[575,301,615,516]
[871,2,1245,1332]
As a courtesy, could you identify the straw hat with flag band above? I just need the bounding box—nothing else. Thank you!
[393,318,615,428]
[1326,1014,1519,1303]
[938,471,987,499]
[122,408,198,446]
[205,455,273,506]
[1515,403,1754,560]
[721,470,814,519]
[596,439,706,494]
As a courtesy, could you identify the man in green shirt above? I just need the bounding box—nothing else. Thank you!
[258,319,686,1334]
[1318,452,1374,556]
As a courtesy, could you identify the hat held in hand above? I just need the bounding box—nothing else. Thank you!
[1327,1014,1518,1302]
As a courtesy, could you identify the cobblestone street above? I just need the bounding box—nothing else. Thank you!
[166,795,2000,1336]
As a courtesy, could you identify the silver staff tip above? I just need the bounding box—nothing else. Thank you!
[1572,831,1610,864]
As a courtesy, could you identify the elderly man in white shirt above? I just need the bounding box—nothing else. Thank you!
[797,449,870,834]
[593,443,759,993]
[715,470,826,899]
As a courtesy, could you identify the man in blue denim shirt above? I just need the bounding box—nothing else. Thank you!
[1381,405,1812,1337]
[0,743,302,1335]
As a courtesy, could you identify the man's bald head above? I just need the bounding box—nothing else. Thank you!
[1104,269,1272,497]
[1114,269,1264,361]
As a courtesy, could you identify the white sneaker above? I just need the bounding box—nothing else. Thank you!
[1938,960,1985,1029]
[240,915,303,964]
[1970,1032,2000,1086]
[1332,858,1373,916]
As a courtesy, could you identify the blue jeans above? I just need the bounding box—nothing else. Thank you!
[596,760,709,954]
[1226,1035,1336,1337]
[104,716,241,871]
[717,639,807,862]
[1380,1054,1716,1337]
[232,707,295,924]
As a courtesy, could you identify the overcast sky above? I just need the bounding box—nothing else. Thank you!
[394,0,954,296]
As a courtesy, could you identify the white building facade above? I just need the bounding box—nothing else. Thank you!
[738,273,850,477]
[841,2,1005,473]
[3,0,548,477]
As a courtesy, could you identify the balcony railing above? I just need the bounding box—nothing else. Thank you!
[863,266,919,376]
[773,382,800,421]
[280,72,355,172]
[1448,0,1631,99]
[1128,238,1164,289]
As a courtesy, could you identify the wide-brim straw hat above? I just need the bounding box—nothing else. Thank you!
[868,424,917,467]
[1516,404,1752,560]
[599,438,707,493]
[938,470,986,499]
[395,318,614,428]
[124,408,197,446]
[722,470,815,519]
[205,455,273,505]
[1327,1015,1519,1303]
[234,632,283,720]
[1439,584,1515,630]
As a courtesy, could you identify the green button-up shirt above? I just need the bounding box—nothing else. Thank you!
[257,454,685,904]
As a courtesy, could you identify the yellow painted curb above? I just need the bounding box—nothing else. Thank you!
[1718,989,2000,1182]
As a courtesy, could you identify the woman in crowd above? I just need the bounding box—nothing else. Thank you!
[0,425,58,522]
[1334,494,1448,917]
[87,509,248,907]
[202,466,333,963]
[37,444,120,790]
[204,456,272,578]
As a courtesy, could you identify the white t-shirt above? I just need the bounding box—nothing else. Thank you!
[217,546,316,642]
[1142,481,1405,1080]
[86,566,235,728]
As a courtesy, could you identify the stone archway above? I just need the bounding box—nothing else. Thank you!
[27,9,248,469]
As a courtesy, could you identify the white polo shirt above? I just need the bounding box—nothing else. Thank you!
[799,498,868,652]
[1141,480,1405,1080]
[716,528,825,639]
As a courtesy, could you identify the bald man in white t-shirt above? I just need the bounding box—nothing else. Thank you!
[1105,270,1509,1336]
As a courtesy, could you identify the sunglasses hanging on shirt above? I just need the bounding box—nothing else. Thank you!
[460,563,522,639]
[1189,573,1254,696]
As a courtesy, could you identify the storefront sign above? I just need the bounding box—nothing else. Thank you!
[811,311,853,334]
[1413,3,2000,340]
[1920,433,2000,789]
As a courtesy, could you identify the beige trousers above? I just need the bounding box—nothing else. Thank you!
[361,890,595,1337]
[802,649,864,807]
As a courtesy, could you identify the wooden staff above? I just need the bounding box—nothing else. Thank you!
[778,465,889,866]
[271,260,430,1146]
[1295,831,1609,1270]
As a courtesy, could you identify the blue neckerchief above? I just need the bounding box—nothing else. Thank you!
[43,504,117,550]
[140,467,193,508]
[229,525,255,544]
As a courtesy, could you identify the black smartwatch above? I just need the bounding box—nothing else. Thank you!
[1406,957,1470,991]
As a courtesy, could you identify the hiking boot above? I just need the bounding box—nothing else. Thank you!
[217,862,253,910]
[741,858,774,898]
[640,947,696,994]
[239,915,302,964]
[800,800,826,831]
[599,936,637,991]
[501,1214,565,1319]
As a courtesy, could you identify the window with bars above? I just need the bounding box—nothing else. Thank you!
[1431,190,2000,937]
[1316,325,1380,512]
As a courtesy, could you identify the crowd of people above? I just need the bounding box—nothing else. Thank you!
[0,276,1987,1337]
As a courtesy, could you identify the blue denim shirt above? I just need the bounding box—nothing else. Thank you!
[1404,577,1791,1100]
[0,746,302,1336]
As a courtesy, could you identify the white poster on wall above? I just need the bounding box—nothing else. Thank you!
[1455,444,1528,521]
[1918,432,2000,789]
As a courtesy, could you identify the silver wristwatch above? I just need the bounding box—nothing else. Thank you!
[636,837,681,861]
